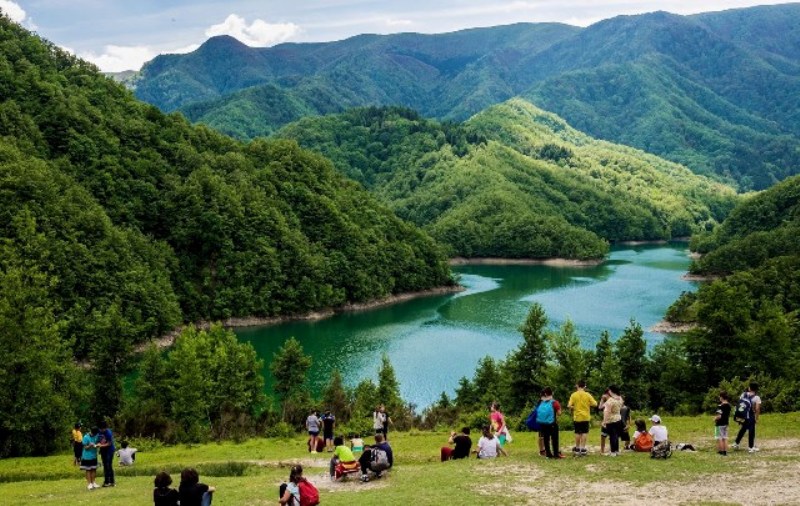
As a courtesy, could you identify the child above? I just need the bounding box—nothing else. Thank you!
[620,400,632,450]
[71,423,83,466]
[567,379,597,456]
[178,468,215,506]
[279,465,317,505]
[632,419,653,452]
[537,387,564,459]
[490,402,509,446]
[715,391,731,456]
[330,436,357,479]
[80,427,100,490]
[474,425,508,459]
[153,471,179,506]
[350,433,364,453]
[117,440,138,466]
[597,393,609,454]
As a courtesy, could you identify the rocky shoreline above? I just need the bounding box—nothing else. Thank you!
[449,257,603,267]
[138,284,465,351]
[649,320,698,333]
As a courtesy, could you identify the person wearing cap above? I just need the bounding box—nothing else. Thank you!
[649,415,668,445]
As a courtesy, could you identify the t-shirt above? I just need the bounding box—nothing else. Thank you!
[116,447,137,465]
[477,436,500,458]
[490,411,505,431]
[306,415,320,432]
[568,390,598,422]
[603,396,622,423]
[99,428,115,453]
[452,435,472,459]
[284,482,300,506]
[321,414,335,433]
[178,483,210,506]
[373,411,387,430]
[749,394,762,417]
[72,429,83,443]
[715,403,731,426]
[649,425,668,443]
[334,444,356,462]
[153,487,180,506]
[81,434,98,461]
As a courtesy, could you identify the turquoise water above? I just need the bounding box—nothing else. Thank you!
[236,244,696,408]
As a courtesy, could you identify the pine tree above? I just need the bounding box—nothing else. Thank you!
[269,337,312,422]
[588,330,622,397]
[505,303,549,413]
[616,320,649,409]
[377,354,404,419]
[548,319,589,403]
[322,369,350,423]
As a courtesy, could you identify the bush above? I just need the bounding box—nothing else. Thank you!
[264,421,296,439]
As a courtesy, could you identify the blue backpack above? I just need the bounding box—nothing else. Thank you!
[536,399,556,425]
[733,394,752,424]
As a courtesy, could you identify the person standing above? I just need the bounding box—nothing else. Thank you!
[381,405,393,441]
[373,405,387,438]
[537,388,564,459]
[321,410,336,452]
[98,420,116,487]
[306,410,321,454]
[567,380,597,456]
[602,385,624,457]
[80,427,100,490]
[733,382,761,453]
[71,423,83,466]
[490,402,510,446]
[715,391,732,456]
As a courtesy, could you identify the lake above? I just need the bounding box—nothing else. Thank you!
[236,243,697,409]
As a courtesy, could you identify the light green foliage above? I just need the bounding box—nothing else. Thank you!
[278,102,735,259]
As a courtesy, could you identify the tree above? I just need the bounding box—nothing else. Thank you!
[322,369,350,423]
[616,320,649,409]
[547,319,589,403]
[88,303,134,422]
[168,326,213,440]
[588,330,622,397]
[377,354,403,414]
[505,303,549,413]
[269,337,312,422]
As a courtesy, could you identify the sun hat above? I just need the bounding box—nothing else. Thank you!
[650,415,662,423]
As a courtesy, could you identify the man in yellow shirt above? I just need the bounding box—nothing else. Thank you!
[567,380,597,456]
[71,423,83,465]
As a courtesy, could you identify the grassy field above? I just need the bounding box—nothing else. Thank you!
[1,413,799,505]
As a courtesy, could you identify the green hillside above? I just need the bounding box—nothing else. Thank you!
[0,20,452,359]
[132,5,800,189]
[277,101,736,259]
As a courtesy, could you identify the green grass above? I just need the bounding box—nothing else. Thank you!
[2,413,798,505]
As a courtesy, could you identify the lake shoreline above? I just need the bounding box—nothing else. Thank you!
[649,320,699,333]
[449,257,603,267]
[138,284,465,351]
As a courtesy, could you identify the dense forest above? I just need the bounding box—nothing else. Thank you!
[277,102,736,258]
[0,16,453,456]
[131,4,800,189]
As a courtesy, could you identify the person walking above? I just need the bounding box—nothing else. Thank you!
[733,382,762,453]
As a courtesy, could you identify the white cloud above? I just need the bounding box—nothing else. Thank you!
[82,45,157,73]
[205,14,300,46]
[0,0,25,23]
[385,18,413,27]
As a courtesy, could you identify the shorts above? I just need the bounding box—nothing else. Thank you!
[715,425,728,440]
[308,431,319,437]
[498,434,507,446]
[73,442,83,460]
[80,458,98,470]
[601,428,608,438]
[574,421,590,434]
[324,431,333,441]
[621,429,631,442]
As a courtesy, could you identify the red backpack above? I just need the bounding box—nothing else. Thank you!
[297,478,320,506]
[634,432,654,452]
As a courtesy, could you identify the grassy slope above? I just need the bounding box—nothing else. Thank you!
[3,413,799,505]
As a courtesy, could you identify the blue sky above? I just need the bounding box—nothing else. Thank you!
[3,0,796,71]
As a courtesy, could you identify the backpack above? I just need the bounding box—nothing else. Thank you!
[634,432,654,452]
[525,402,541,431]
[733,394,752,424]
[536,399,555,425]
[297,478,320,506]
[371,447,390,472]
[650,441,672,459]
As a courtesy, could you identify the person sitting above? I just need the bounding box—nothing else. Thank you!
[359,433,393,482]
[279,465,318,506]
[153,471,179,506]
[632,419,654,452]
[349,433,364,453]
[116,440,138,466]
[649,415,669,445]
[474,425,508,459]
[329,436,358,479]
[178,468,215,506]
[441,427,472,461]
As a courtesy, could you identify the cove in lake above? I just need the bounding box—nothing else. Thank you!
[236,243,697,409]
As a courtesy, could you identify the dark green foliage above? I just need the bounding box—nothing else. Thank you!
[587,331,621,397]
[135,6,800,189]
[615,321,649,409]
[321,370,350,424]
[269,337,312,423]
[547,320,591,404]
[278,102,735,259]
[504,303,549,413]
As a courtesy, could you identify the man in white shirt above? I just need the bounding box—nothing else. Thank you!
[733,382,762,453]
[115,441,137,466]
[649,415,668,444]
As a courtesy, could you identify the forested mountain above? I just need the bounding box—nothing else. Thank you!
[0,17,453,361]
[276,101,736,258]
[132,4,800,190]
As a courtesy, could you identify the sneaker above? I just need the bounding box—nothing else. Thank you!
[360,474,369,483]
[87,484,94,491]
[606,452,618,457]
[311,450,317,454]
[580,448,588,457]
[731,443,739,450]
[749,447,760,453]
[102,483,114,487]
[92,483,100,489]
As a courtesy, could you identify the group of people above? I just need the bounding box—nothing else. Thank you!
[73,421,135,490]
[154,469,215,506]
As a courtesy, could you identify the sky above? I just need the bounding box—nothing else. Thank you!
[3,1,797,72]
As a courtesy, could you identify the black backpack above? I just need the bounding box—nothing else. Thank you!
[733,394,752,424]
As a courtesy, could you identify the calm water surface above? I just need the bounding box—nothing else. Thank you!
[236,244,697,408]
